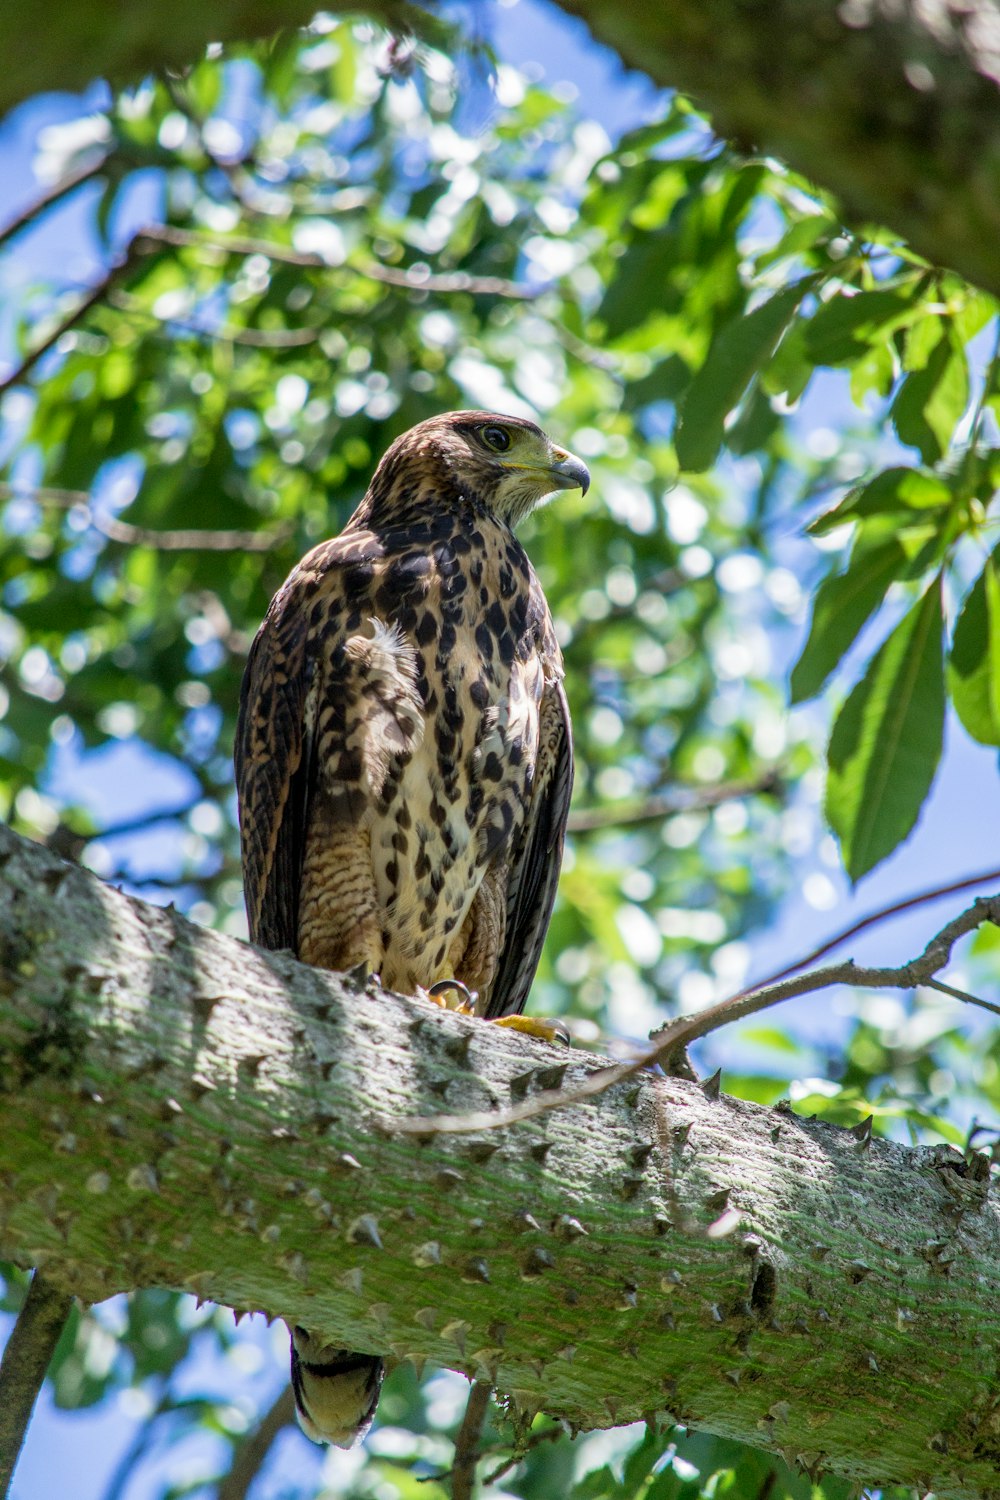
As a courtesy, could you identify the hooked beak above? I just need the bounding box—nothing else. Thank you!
[547,447,590,495]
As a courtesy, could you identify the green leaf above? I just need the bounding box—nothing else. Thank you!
[790,540,905,702]
[599,230,680,340]
[890,332,970,463]
[675,281,812,472]
[826,580,945,881]
[809,466,951,535]
[948,546,1000,745]
[804,287,920,366]
[848,339,896,406]
[622,354,690,412]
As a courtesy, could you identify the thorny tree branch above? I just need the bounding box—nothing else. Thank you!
[0,482,291,553]
[396,891,1000,1135]
[0,1272,74,1500]
[4,823,1000,1494]
[216,1386,297,1500]
[0,220,544,395]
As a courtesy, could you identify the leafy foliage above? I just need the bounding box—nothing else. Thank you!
[1,14,1000,1500]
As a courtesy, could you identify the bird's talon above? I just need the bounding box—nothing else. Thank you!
[491,1015,571,1045]
[425,979,478,1015]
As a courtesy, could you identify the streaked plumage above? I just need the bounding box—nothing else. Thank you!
[235,410,587,1446]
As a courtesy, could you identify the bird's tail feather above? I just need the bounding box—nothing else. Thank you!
[289,1324,384,1447]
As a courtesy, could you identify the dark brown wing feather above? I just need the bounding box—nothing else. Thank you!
[235,532,387,951]
[482,677,573,1019]
[235,572,317,951]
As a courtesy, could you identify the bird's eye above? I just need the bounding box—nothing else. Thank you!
[481,426,511,453]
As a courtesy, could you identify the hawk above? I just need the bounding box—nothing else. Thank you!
[235,410,589,1447]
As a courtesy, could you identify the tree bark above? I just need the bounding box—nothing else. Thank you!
[2,1,407,116]
[2,825,1000,1496]
[4,3,1000,300]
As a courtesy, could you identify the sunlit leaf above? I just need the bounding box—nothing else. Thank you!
[809,466,951,536]
[790,540,905,702]
[804,285,922,366]
[890,331,970,463]
[675,280,813,471]
[826,579,945,881]
[948,545,1000,746]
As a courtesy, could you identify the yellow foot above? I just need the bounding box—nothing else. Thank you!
[420,979,478,1015]
[491,1015,571,1045]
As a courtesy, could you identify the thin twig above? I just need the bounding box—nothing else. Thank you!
[134,222,330,267]
[482,1425,563,1486]
[0,153,111,252]
[924,976,1000,1019]
[109,289,321,347]
[451,1381,491,1500]
[45,801,200,864]
[0,221,541,395]
[746,866,1000,993]
[216,1385,297,1500]
[0,269,132,396]
[393,893,1000,1136]
[159,72,264,219]
[132,224,541,299]
[566,769,783,835]
[0,1271,74,1500]
[361,259,540,300]
[0,483,290,553]
[549,320,623,374]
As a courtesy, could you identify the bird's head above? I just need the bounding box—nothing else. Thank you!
[367,410,590,528]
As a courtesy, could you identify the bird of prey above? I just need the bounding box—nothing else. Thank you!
[235,409,589,1447]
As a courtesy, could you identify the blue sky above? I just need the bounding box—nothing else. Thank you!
[2,1,1000,1494]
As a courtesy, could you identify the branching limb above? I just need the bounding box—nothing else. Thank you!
[0,154,111,252]
[216,1386,297,1500]
[482,1424,564,1486]
[0,221,541,396]
[566,768,784,834]
[109,288,322,347]
[0,1272,74,1500]
[0,268,133,397]
[747,866,1000,992]
[399,891,1000,1135]
[0,482,290,553]
[925,976,1000,1018]
[450,1381,491,1500]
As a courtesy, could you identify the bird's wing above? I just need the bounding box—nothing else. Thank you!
[235,569,317,951]
[482,675,573,1019]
